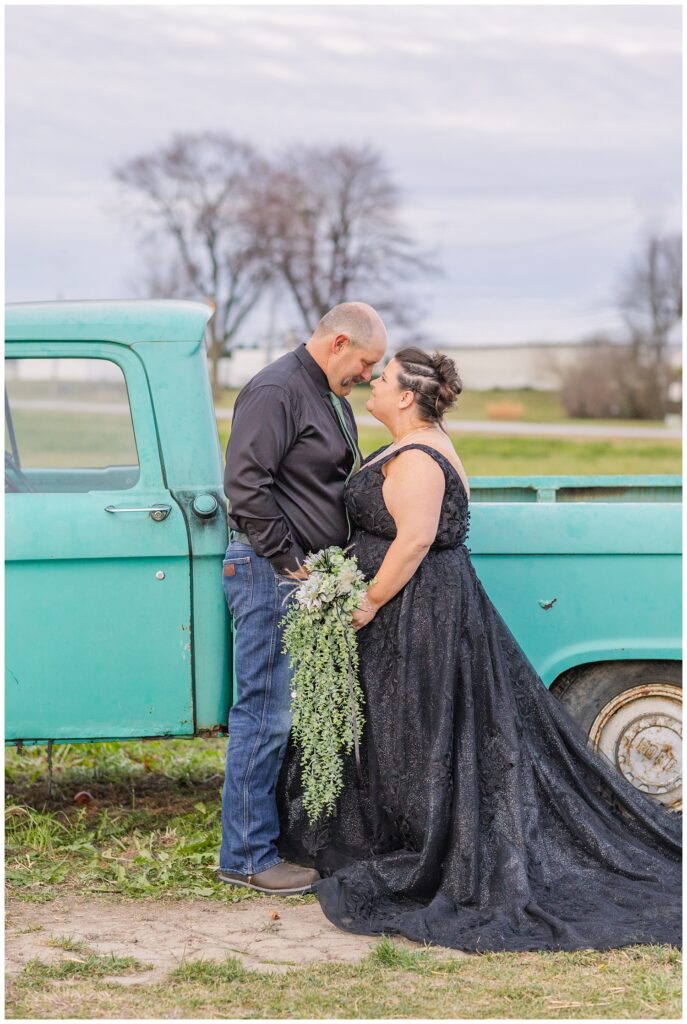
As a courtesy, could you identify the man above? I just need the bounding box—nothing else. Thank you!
[218,302,388,895]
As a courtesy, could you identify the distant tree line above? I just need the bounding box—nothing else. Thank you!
[114,132,681,419]
[113,132,434,397]
[559,233,682,420]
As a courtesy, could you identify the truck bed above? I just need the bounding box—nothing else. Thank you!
[468,475,681,503]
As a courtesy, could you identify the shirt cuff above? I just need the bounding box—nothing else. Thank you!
[269,544,307,575]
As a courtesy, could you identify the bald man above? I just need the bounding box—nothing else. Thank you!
[219,302,388,894]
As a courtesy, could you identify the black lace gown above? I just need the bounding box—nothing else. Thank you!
[277,443,681,952]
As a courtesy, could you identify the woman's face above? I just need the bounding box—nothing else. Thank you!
[366,358,406,421]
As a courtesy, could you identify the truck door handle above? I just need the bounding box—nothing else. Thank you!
[105,504,171,522]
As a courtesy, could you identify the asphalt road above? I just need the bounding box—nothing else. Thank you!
[218,409,682,440]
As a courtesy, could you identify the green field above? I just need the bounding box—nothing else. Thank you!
[8,406,682,477]
[10,410,139,469]
[220,384,675,430]
[10,378,670,427]
[5,741,681,1019]
[219,423,682,476]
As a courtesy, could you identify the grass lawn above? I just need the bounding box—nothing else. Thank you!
[10,407,682,476]
[5,741,682,1019]
[9,410,139,469]
[7,376,677,429]
[7,943,681,1019]
[218,384,675,430]
[219,422,681,476]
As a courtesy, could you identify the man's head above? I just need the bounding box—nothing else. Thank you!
[306,302,388,396]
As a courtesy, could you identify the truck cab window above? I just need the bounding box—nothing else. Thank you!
[4,357,140,493]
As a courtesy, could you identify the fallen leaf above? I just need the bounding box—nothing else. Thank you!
[268,911,280,920]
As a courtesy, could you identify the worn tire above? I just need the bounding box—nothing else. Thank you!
[551,660,682,810]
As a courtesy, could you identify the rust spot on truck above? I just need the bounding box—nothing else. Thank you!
[633,737,678,774]
[196,725,228,738]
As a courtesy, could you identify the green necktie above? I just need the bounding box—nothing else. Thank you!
[329,392,361,543]
[328,392,362,481]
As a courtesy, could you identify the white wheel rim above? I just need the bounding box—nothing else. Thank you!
[589,683,682,811]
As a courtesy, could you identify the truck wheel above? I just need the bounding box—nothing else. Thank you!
[551,661,682,811]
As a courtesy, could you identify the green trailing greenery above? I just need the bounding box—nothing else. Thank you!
[281,546,368,823]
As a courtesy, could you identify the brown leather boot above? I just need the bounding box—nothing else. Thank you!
[217,861,320,895]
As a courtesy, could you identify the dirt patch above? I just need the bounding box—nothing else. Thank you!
[6,774,224,817]
[6,896,465,983]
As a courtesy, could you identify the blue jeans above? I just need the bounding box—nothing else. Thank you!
[220,539,296,875]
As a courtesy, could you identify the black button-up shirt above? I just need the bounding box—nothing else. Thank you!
[224,344,360,573]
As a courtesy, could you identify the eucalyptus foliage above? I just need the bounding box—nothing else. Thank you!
[281,547,368,823]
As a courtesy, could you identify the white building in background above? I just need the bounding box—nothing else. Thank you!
[216,347,293,389]
[443,342,583,391]
[7,339,681,394]
[216,339,682,392]
[4,358,124,383]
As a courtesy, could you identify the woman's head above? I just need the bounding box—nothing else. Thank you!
[367,348,462,427]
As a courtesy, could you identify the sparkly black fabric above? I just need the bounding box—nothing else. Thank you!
[277,443,681,952]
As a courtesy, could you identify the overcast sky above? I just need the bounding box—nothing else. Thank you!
[5,3,682,347]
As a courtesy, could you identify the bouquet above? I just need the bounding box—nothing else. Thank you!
[281,546,369,823]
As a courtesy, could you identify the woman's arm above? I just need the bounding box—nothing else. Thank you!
[352,449,445,630]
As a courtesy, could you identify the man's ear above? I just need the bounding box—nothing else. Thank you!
[333,333,350,353]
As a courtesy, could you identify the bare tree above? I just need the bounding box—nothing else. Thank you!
[558,336,651,419]
[617,233,682,418]
[123,238,192,300]
[114,132,273,397]
[258,143,435,336]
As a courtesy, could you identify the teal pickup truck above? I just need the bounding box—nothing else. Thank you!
[5,301,682,811]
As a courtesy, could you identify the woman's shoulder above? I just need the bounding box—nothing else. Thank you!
[384,443,470,498]
[385,445,445,471]
[362,444,390,466]
[381,446,447,492]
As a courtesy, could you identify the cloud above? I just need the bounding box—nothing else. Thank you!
[316,33,378,57]
[4,3,681,344]
[253,60,304,83]
[155,20,224,49]
[241,28,294,53]
[383,35,440,58]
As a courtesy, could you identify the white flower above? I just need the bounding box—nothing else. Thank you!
[336,564,358,591]
[291,545,366,615]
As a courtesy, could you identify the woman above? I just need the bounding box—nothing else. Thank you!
[277,348,681,952]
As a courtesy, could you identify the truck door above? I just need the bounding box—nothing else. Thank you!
[5,343,195,741]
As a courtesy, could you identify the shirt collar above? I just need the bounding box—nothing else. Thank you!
[294,343,331,397]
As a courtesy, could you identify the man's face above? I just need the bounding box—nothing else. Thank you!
[327,334,388,396]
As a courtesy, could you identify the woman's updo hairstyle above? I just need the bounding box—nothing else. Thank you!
[394,347,462,422]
